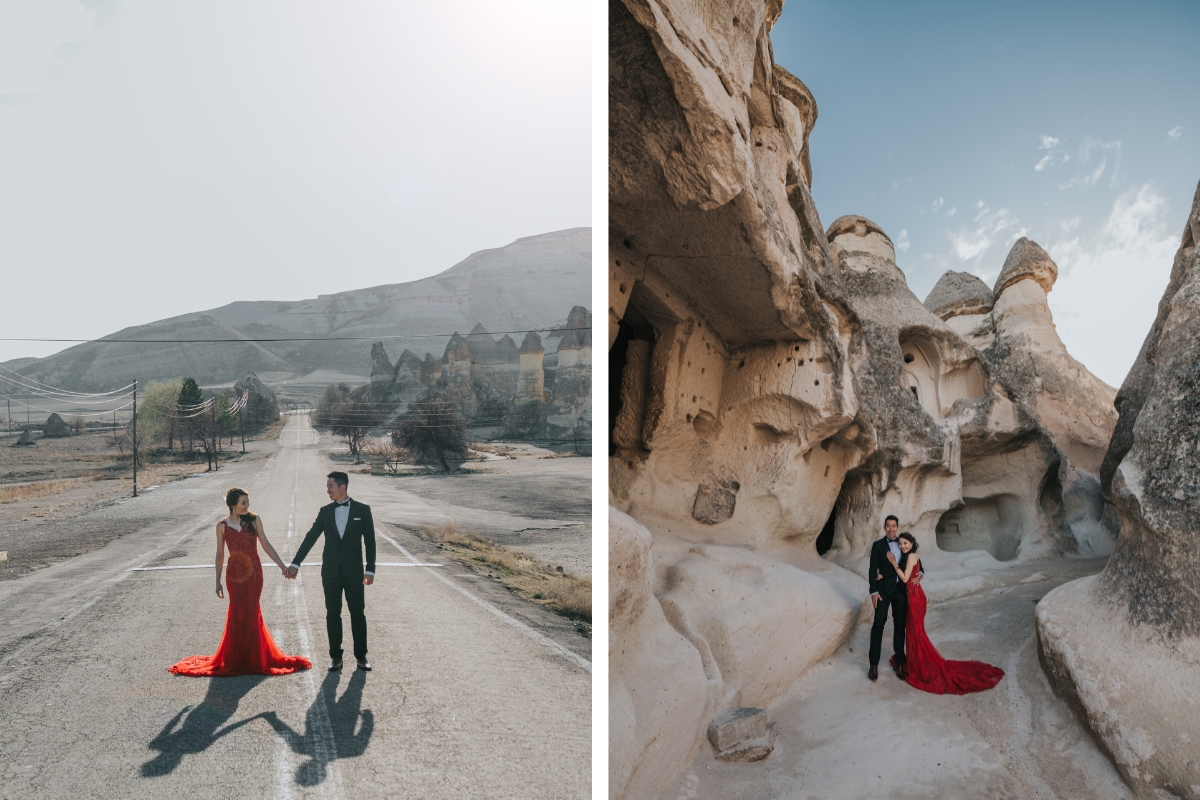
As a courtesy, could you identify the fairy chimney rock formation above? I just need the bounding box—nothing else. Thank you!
[924,271,996,349]
[1036,179,1200,799]
[517,332,546,403]
[994,237,1058,296]
[557,306,593,367]
[369,342,394,383]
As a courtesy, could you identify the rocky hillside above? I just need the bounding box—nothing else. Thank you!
[4,229,590,392]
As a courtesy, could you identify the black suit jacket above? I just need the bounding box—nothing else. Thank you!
[293,500,376,580]
[868,536,924,597]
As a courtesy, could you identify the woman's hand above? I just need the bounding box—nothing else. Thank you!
[215,582,224,599]
[886,552,897,565]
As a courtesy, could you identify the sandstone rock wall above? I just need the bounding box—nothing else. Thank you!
[1036,180,1200,799]
[609,1,1118,797]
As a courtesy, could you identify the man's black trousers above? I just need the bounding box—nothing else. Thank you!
[323,568,367,661]
[869,586,907,667]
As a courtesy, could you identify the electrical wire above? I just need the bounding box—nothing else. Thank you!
[0,327,591,344]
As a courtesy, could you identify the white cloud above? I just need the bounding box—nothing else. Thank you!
[1168,125,1183,142]
[1034,135,1068,171]
[1060,138,1121,189]
[897,228,910,252]
[946,207,956,218]
[1039,135,1061,150]
[948,204,1021,274]
[931,197,944,212]
[1048,183,1179,387]
[1035,155,1053,171]
[892,181,899,192]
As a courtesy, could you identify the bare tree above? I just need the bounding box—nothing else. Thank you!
[392,392,469,472]
[330,400,382,458]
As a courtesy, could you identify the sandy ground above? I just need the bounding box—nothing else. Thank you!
[0,412,589,799]
[321,434,591,578]
[659,557,1134,800]
[0,443,271,581]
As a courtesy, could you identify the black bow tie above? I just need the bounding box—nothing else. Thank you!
[336,501,350,508]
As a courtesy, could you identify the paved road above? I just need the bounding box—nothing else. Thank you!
[0,413,590,799]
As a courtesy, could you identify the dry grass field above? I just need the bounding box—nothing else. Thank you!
[415,522,591,622]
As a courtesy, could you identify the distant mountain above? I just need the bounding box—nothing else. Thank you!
[6,229,590,392]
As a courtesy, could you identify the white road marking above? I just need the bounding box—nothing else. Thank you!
[126,562,442,571]
[279,437,344,800]
[374,527,592,674]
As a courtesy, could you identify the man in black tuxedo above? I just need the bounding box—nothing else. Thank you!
[287,471,376,671]
[867,515,923,681]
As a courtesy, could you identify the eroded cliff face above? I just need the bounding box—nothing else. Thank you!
[1036,182,1200,799]
[609,2,1118,798]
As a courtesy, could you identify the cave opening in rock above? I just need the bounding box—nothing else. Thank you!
[610,319,633,455]
[898,333,942,419]
[816,503,836,555]
[935,494,1022,561]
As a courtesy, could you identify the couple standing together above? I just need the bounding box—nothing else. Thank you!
[169,471,377,677]
[868,514,1004,694]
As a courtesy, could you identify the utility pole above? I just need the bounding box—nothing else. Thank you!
[211,402,219,471]
[6,397,10,436]
[239,401,246,454]
[132,380,138,497]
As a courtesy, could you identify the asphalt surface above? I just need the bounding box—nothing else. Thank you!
[0,412,590,799]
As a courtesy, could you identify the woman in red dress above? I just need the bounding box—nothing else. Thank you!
[886,533,1004,695]
[169,487,312,677]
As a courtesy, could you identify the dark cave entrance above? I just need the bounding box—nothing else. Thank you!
[609,319,633,456]
[816,503,837,555]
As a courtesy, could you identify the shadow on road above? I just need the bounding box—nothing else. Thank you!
[264,669,374,786]
[141,675,268,777]
[141,670,373,786]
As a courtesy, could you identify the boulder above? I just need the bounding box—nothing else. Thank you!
[41,413,71,438]
[1036,180,1200,798]
[14,429,34,445]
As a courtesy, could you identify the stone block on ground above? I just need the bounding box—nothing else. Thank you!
[707,707,765,752]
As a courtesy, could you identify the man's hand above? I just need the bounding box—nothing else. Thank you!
[911,572,922,586]
[363,574,374,586]
[286,565,298,579]
[871,593,879,609]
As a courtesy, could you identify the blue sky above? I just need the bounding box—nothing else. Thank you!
[772,0,1200,386]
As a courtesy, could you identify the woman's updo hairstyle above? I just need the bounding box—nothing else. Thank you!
[897,532,919,552]
[225,487,256,523]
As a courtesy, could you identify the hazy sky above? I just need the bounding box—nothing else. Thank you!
[0,0,590,363]
[773,0,1200,387]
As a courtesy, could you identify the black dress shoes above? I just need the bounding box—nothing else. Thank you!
[329,659,343,671]
[868,664,878,681]
[896,662,907,681]
[356,659,371,671]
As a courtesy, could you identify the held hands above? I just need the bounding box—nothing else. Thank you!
[285,565,298,579]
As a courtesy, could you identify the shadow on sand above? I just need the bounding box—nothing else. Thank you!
[142,670,373,786]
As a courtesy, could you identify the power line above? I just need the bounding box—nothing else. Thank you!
[0,327,591,345]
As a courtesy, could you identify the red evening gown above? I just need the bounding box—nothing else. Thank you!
[892,558,1004,694]
[169,522,311,677]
